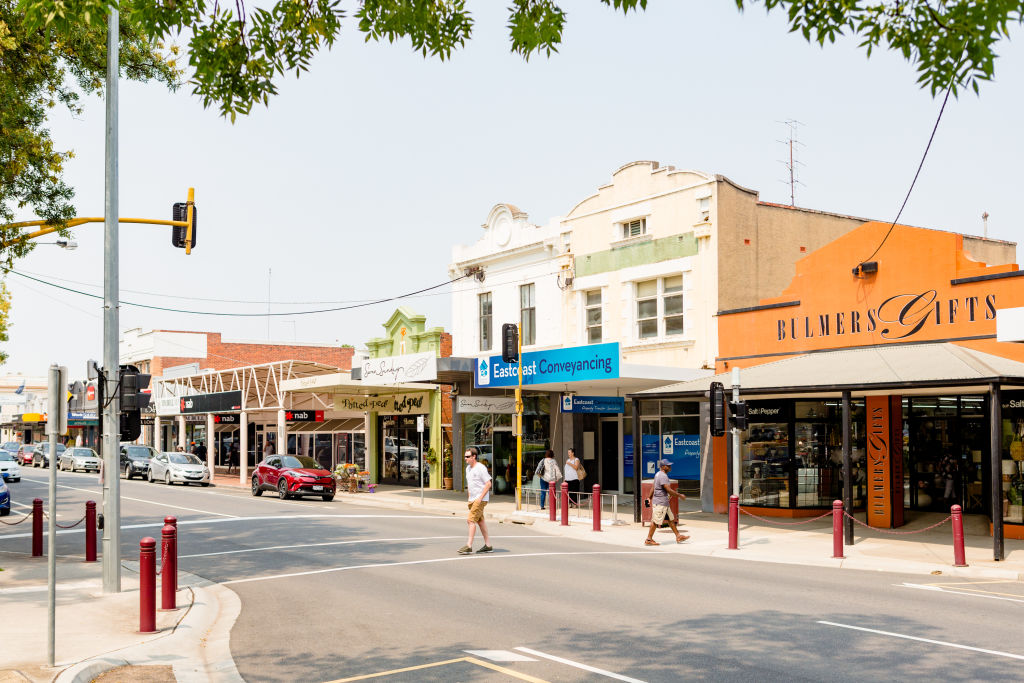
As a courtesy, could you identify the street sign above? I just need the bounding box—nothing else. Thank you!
[285,410,324,422]
[417,415,424,432]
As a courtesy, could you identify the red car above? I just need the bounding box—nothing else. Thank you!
[17,444,36,467]
[252,455,335,501]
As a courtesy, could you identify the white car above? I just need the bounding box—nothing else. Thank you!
[59,447,101,473]
[148,452,211,486]
[0,452,20,483]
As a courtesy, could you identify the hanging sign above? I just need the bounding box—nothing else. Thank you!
[334,393,430,414]
[456,396,515,414]
[560,395,625,414]
[180,391,243,414]
[213,414,239,424]
[286,410,324,422]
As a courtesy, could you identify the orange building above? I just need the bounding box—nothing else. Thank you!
[632,222,1024,555]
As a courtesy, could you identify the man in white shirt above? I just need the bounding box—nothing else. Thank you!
[460,447,493,554]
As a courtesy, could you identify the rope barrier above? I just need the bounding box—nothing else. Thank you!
[0,512,31,525]
[739,507,834,526]
[843,510,952,535]
[41,511,88,529]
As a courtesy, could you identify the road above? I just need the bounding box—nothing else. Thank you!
[4,468,1023,682]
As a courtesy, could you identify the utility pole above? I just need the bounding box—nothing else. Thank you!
[102,5,121,594]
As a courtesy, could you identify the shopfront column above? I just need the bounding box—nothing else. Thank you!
[206,413,215,467]
[154,417,162,452]
[239,411,249,486]
[177,416,187,450]
[990,383,1004,561]
[277,409,286,454]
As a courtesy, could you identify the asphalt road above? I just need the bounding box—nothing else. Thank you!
[4,469,1023,682]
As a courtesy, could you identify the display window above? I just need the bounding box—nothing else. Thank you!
[462,396,550,495]
[999,391,1024,526]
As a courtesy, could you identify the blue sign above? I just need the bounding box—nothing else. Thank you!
[475,343,619,388]
[560,395,625,414]
[642,434,660,477]
[624,435,634,478]
[669,433,700,480]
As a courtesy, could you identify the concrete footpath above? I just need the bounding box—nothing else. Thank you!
[2,477,1022,682]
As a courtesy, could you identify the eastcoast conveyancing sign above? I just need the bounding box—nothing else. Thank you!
[475,343,619,388]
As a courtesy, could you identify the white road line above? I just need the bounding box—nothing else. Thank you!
[221,550,664,586]
[464,650,537,662]
[901,582,1024,604]
[19,476,237,516]
[817,621,1024,661]
[179,534,557,559]
[514,646,647,682]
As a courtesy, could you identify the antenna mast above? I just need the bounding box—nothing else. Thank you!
[777,120,805,206]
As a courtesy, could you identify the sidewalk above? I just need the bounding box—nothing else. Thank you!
[3,478,1021,683]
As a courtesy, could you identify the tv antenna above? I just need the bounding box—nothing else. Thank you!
[777,119,805,206]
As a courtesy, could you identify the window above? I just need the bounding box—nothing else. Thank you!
[621,218,647,239]
[698,197,711,222]
[520,283,536,346]
[635,275,685,339]
[585,290,602,344]
[478,293,492,352]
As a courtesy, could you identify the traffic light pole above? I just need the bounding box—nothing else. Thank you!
[515,332,523,511]
[102,6,122,594]
[731,366,740,497]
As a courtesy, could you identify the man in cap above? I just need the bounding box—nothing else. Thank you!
[644,459,689,545]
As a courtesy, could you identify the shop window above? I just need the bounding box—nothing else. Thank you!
[479,292,492,352]
[520,283,536,346]
[662,401,698,416]
[585,290,602,344]
[740,419,791,507]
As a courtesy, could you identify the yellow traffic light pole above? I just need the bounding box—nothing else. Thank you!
[1,188,196,254]
[515,330,523,511]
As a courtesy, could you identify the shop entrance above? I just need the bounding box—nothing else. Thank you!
[492,429,515,495]
[600,419,619,492]
[378,415,428,486]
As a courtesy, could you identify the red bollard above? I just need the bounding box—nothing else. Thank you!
[548,482,557,522]
[85,500,97,562]
[32,498,43,557]
[832,500,845,559]
[160,524,177,610]
[592,484,602,531]
[560,482,569,526]
[163,516,178,591]
[728,495,739,550]
[139,537,157,633]
[951,504,968,567]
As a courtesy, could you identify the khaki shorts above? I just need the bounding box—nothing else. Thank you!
[651,504,674,525]
[468,499,487,523]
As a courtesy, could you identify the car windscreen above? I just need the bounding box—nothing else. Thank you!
[0,453,14,461]
[72,449,97,457]
[281,455,320,469]
[2,442,18,450]
[126,446,153,460]
[170,453,201,465]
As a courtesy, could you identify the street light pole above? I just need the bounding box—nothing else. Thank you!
[101,5,121,594]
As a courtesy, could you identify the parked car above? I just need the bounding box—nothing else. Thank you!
[17,444,36,466]
[1,441,20,455]
[120,444,157,479]
[0,452,20,482]
[0,479,9,516]
[252,454,335,501]
[32,443,66,468]
[59,447,101,473]
[148,452,210,486]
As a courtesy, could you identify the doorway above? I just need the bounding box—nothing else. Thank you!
[600,419,619,492]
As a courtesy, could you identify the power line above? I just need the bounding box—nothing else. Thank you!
[5,268,471,317]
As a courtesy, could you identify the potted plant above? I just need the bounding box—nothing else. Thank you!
[442,445,454,490]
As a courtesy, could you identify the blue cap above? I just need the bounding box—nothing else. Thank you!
[658,459,673,468]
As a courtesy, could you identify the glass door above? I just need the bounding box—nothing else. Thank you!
[492,429,514,495]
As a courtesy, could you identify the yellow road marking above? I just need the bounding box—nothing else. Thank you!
[324,656,550,683]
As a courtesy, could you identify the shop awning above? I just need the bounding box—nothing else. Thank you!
[287,418,365,434]
[631,342,1024,399]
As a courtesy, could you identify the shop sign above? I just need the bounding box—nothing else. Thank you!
[156,396,181,416]
[68,411,97,425]
[641,434,660,476]
[14,412,45,422]
[475,342,620,388]
[624,435,634,478]
[184,414,206,423]
[361,351,437,385]
[561,395,624,414]
[86,385,96,401]
[664,433,700,479]
[180,391,243,414]
[746,401,790,422]
[456,396,515,414]
[213,414,239,424]
[866,396,892,528]
[286,410,324,422]
[334,393,430,414]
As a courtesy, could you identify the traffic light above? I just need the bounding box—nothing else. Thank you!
[730,400,748,431]
[501,323,519,364]
[707,381,726,437]
[119,364,152,441]
[171,202,197,249]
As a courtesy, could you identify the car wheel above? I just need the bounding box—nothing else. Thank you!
[200,482,210,487]
[251,477,263,497]
[322,495,334,502]
[0,508,9,517]
[277,479,289,500]
[147,469,154,483]
[124,465,132,480]
[165,471,172,486]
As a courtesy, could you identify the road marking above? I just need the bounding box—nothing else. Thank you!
[19,476,236,516]
[324,656,547,682]
[817,621,1024,661]
[902,582,1024,604]
[465,650,537,662]
[222,550,661,586]
[179,534,557,559]
[514,646,647,682]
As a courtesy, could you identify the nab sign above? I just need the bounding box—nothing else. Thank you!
[286,410,324,422]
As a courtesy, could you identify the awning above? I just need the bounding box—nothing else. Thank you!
[287,418,365,434]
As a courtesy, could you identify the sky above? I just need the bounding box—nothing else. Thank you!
[5,0,1024,379]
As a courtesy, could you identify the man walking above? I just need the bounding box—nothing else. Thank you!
[644,459,689,546]
[460,447,493,555]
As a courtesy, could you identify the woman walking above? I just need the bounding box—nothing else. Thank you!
[564,447,582,507]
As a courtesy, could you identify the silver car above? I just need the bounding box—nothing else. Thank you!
[148,452,210,486]
[59,447,101,473]
[0,452,21,482]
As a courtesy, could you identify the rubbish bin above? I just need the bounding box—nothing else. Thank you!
[641,478,678,526]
